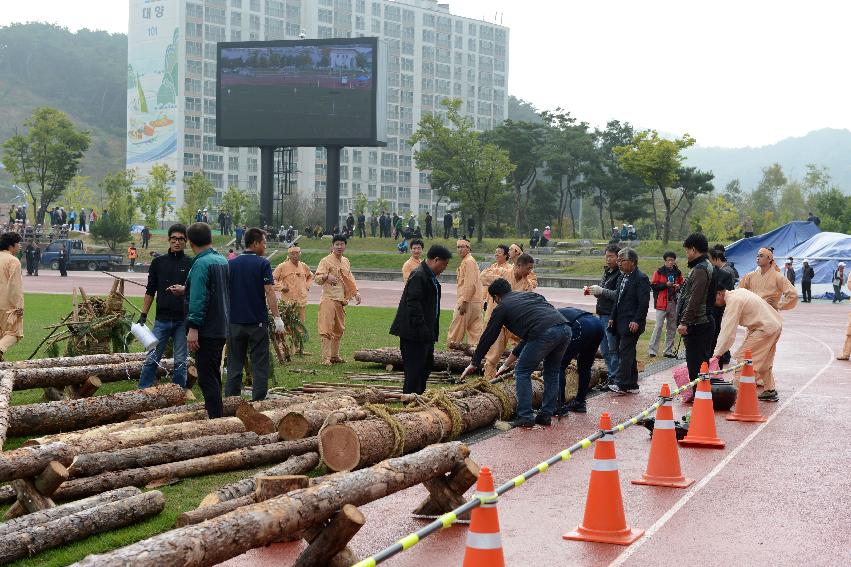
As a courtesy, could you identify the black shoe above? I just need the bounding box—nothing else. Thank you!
[554,405,570,417]
[757,389,779,402]
[510,418,535,429]
[607,383,627,394]
[534,413,552,426]
[565,399,587,413]
[648,353,656,358]
[664,353,677,358]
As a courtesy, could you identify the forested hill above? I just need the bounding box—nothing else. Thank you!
[0,23,127,187]
[682,128,851,192]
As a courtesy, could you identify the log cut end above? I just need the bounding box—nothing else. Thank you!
[198,493,221,508]
[319,424,361,472]
[236,401,276,435]
[278,413,310,441]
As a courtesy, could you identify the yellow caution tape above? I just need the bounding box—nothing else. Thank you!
[559,449,571,461]
[536,462,549,473]
[399,533,419,550]
[580,438,592,448]
[352,559,376,567]
[512,475,526,487]
[440,512,457,528]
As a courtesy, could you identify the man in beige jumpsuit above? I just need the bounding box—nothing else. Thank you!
[0,233,24,361]
[447,239,482,349]
[739,247,798,311]
[315,235,360,365]
[273,245,314,324]
[713,287,783,402]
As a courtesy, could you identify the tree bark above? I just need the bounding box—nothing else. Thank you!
[354,347,501,372]
[68,376,102,399]
[279,406,368,441]
[8,383,187,437]
[54,437,318,501]
[0,370,13,450]
[413,457,479,517]
[69,442,469,567]
[0,352,148,370]
[28,416,248,454]
[129,396,245,420]
[178,475,310,527]
[0,490,165,563]
[294,504,365,567]
[199,452,320,506]
[0,486,141,538]
[0,485,16,504]
[67,432,268,478]
[0,443,75,482]
[320,380,537,471]
[12,359,176,391]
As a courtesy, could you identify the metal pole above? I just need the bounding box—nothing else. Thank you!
[325,145,341,233]
[260,146,274,227]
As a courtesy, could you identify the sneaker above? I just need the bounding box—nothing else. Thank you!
[565,399,587,413]
[607,383,627,394]
[534,413,552,426]
[758,389,779,402]
[648,353,657,358]
[554,405,571,417]
[510,418,535,429]
[664,353,678,358]
[837,355,850,361]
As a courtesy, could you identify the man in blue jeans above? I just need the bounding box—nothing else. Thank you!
[462,278,571,428]
[138,224,192,389]
[589,244,621,385]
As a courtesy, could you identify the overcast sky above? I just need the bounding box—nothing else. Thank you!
[2,0,849,148]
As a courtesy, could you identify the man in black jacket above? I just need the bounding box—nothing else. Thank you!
[390,245,452,394]
[138,224,193,389]
[677,233,716,381]
[801,259,815,302]
[606,248,651,394]
[462,279,571,427]
[588,244,621,381]
[443,212,453,239]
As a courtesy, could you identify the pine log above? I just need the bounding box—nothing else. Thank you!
[34,461,68,495]
[54,437,318,501]
[0,352,148,370]
[0,443,75,482]
[8,383,187,436]
[10,478,55,514]
[294,504,365,567]
[354,347,481,372]
[413,457,479,517]
[0,490,165,563]
[70,442,469,567]
[68,376,102,399]
[29,416,247,454]
[199,451,320,506]
[0,370,13,449]
[279,405,368,441]
[177,475,309,527]
[129,396,244,420]
[12,359,176,391]
[0,487,141,538]
[235,401,275,434]
[236,393,383,435]
[0,485,15,504]
[320,379,541,471]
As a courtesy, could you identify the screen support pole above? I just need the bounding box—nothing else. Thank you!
[325,145,342,233]
[260,146,275,227]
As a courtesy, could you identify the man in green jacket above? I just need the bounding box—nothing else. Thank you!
[185,222,230,418]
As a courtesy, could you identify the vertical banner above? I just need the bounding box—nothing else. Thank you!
[127,0,180,189]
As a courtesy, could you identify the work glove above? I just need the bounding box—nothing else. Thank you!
[496,363,511,377]
[273,317,286,334]
[588,285,604,297]
[137,313,147,325]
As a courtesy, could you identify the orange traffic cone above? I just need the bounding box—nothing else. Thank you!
[632,384,694,488]
[462,466,505,567]
[727,350,767,423]
[564,413,644,545]
[679,362,726,449]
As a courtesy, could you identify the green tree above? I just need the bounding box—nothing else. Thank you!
[369,197,390,217]
[136,164,175,229]
[1,107,91,224]
[480,119,546,234]
[777,181,808,224]
[353,192,368,216]
[614,130,696,244]
[178,173,215,225]
[674,167,715,238]
[90,170,135,251]
[63,175,96,214]
[221,185,250,226]
[697,195,740,241]
[811,187,851,232]
[410,98,515,243]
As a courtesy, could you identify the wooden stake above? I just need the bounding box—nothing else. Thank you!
[294,504,365,567]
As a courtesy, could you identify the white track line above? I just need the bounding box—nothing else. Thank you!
[607,332,836,567]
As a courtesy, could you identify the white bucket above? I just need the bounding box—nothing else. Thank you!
[130,323,159,352]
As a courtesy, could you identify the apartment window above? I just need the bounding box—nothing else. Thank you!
[318,8,333,23]
[205,7,226,25]
[231,29,242,41]
[228,156,239,170]
[185,115,200,129]
[204,172,223,189]
[250,0,260,10]
[398,187,410,200]
[266,0,284,18]
[368,167,377,181]
[356,0,365,12]
[247,158,258,172]
[250,14,260,30]
[183,153,200,167]
[381,186,396,199]
[186,22,202,38]
[248,175,257,190]
[203,136,220,152]
[368,151,377,165]
[419,172,430,185]
[352,166,362,179]
[228,174,239,188]
[184,133,201,149]
[368,184,377,197]
[203,154,224,171]
[185,97,201,112]
[352,149,363,162]
[371,2,381,16]
[186,41,202,57]
[186,60,202,75]
[186,3,203,18]
[231,0,242,7]
[231,11,242,27]
[286,22,300,35]
[204,24,226,42]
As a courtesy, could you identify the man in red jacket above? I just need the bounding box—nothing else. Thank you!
[648,251,684,358]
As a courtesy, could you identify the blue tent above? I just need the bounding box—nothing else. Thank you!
[787,231,851,284]
[724,221,822,276]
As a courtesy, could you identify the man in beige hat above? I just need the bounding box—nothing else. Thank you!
[315,235,361,364]
[739,247,798,311]
[0,233,24,361]
[447,238,482,349]
[273,244,314,326]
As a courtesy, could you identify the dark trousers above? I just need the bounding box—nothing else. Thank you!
[79,219,86,231]
[802,281,812,302]
[558,315,604,404]
[444,225,451,239]
[25,258,34,275]
[833,285,843,303]
[611,331,640,389]
[683,321,714,379]
[225,323,271,401]
[710,307,731,366]
[58,260,67,277]
[196,337,227,418]
[400,338,434,394]
[358,224,365,238]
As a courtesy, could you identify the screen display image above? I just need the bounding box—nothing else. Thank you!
[217,38,383,146]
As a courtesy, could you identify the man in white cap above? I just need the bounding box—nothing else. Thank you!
[832,262,846,303]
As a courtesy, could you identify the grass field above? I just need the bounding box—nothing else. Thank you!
[3,292,656,565]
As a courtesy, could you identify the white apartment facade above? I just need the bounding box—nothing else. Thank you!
[127,0,509,222]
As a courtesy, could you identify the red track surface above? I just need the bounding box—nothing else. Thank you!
[24,272,851,566]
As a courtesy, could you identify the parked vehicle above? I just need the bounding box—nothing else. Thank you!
[40,239,124,271]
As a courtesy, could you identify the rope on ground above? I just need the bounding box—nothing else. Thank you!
[467,378,514,421]
[351,359,750,567]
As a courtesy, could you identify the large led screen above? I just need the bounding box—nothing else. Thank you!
[217,37,386,147]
